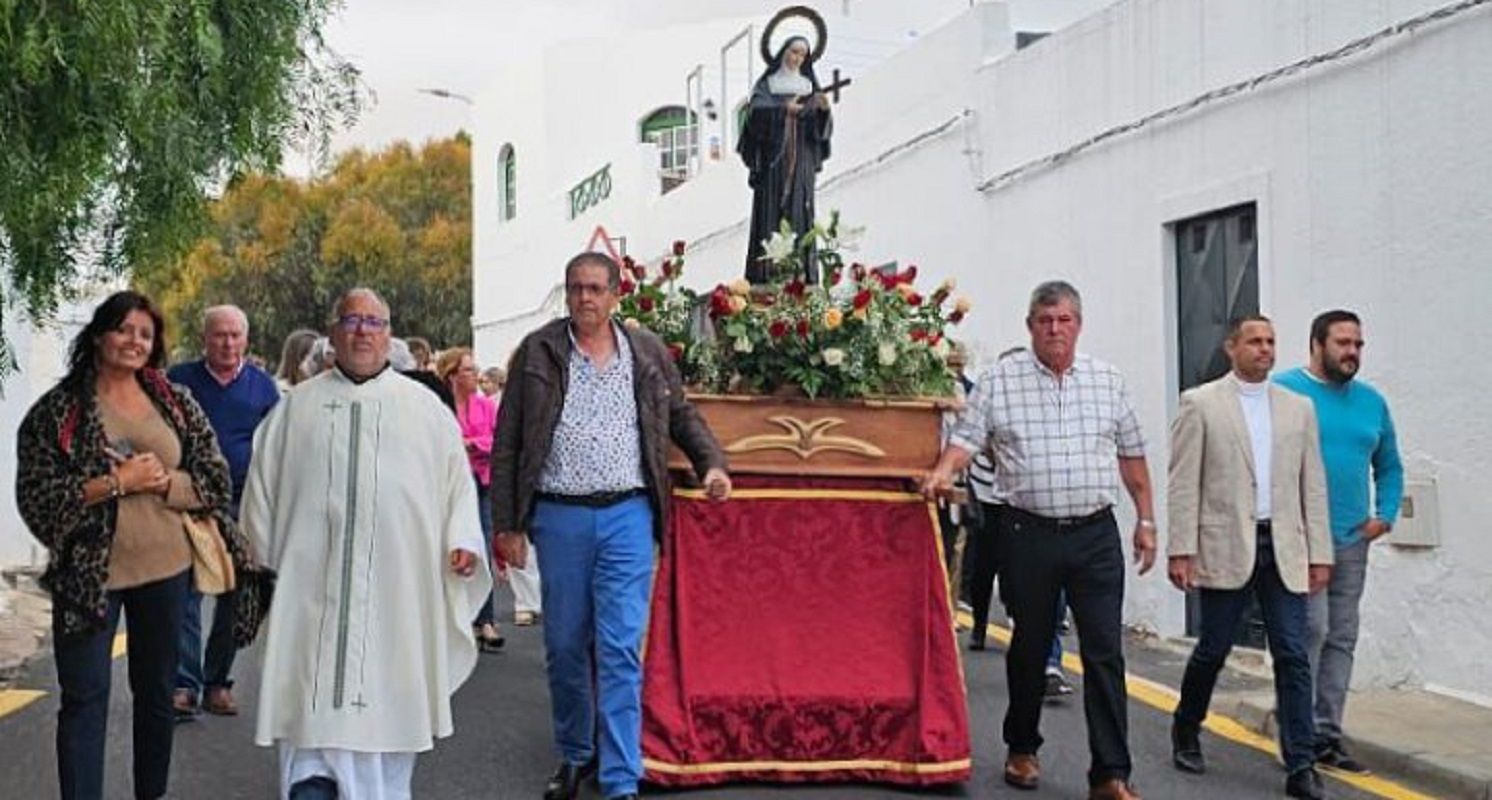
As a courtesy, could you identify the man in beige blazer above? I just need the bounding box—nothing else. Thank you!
[1166,316,1332,800]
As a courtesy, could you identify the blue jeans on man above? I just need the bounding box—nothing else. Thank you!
[176,503,239,712]
[1175,532,1316,772]
[533,495,654,799]
[1308,538,1370,749]
[176,585,237,708]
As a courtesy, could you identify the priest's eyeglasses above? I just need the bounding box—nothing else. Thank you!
[335,314,390,332]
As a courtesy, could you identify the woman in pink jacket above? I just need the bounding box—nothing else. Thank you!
[438,347,504,651]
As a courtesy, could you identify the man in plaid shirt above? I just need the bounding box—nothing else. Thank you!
[923,280,1158,800]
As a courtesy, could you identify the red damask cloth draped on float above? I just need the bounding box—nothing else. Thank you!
[641,476,972,786]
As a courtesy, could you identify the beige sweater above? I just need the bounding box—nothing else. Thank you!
[100,403,199,590]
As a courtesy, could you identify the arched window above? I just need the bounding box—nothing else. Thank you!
[498,144,516,221]
[639,106,698,192]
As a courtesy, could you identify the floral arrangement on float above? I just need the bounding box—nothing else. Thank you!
[614,213,972,401]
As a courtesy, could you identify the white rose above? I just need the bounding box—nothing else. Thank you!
[822,347,846,367]
[878,342,898,367]
[733,335,754,354]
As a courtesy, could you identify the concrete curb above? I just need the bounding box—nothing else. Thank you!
[0,571,51,687]
[1228,692,1492,800]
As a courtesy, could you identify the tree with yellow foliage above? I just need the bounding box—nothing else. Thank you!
[137,135,473,366]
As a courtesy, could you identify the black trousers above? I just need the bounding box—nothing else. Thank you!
[1000,507,1130,785]
[55,569,189,800]
[964,501,1004,635]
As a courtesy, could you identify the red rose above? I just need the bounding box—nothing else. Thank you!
[796,319,810,338]
[619,279,635,295]
[784,279,806,299]
[929,333,943,345]
[910,329,927,342]
[907,293,923,307]
[709,287,733,318]
[851,263,867,281]
[672,240,687,256]
[949,310,965,324]
[853,289,872,310]
[661,260,675,279]
[667,342,685,362]
[638,296,655,312]
[634,264,646,279]
[902,265,918,284]
[622,255,636,269]
[829,268,843,286]
[769,320,788,339]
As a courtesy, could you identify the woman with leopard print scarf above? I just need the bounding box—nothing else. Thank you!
[16,290,250,800]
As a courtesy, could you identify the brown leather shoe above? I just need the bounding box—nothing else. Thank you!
[202,686,239,716]
[1003,753,1040,790]
[172,688,198,721]
[1089,777,1143,800]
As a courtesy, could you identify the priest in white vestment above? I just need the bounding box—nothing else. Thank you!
[242,288,492,800]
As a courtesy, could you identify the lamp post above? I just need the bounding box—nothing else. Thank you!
[419,87,474,106]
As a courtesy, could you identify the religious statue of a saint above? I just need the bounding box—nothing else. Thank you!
[738,35,833,284]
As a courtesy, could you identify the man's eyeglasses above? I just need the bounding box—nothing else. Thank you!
[335,314,390,332]
[565,282,613,297]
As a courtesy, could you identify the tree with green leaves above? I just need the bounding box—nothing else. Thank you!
[0,0,363,374]
[136,135,474,367]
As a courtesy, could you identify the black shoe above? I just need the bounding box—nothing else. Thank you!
[968,633,987,651]
[1285,767,1325,799]
[1171,720,1205,774]
[1043,671,1074,701]
[606,795,640,800]
[1316,741,1369,775]
[543,760,596,800]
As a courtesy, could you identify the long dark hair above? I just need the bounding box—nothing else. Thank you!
[63,290,168,396]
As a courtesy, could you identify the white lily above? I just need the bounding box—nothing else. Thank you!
[821,223,866,253]
[878,342,898,367]
[761,230,797,264]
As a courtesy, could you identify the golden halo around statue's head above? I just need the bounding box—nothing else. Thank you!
[760,5,828,65]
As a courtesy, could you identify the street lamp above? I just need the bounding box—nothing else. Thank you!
[419,87,474,106]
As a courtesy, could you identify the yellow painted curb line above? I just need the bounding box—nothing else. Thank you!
[0,632,130,721]
[0,689,45,717]
[955,612,1439,800]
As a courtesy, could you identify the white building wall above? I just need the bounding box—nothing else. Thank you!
[1,311,83,570]
[472,0,1492,699]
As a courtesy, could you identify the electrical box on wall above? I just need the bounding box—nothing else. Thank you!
[1388,478,1439,548]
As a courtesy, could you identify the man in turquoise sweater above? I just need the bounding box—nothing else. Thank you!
[1276,309,1403,775]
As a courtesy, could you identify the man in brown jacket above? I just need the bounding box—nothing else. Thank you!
[491,251,729,800]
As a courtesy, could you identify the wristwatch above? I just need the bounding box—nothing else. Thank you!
[105,471,123,499]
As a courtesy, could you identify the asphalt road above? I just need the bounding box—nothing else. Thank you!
[0,593,1385,799]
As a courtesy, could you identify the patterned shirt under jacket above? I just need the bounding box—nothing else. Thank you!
[950,349,1145,519]
[537,322,648,495]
